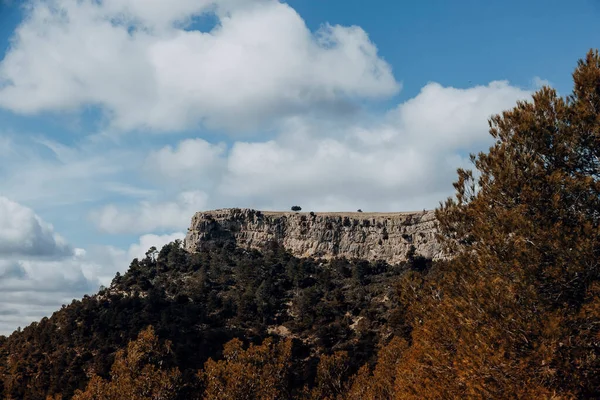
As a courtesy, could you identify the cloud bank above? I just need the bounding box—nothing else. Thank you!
[0,0,399,132]
[0,196,73,258]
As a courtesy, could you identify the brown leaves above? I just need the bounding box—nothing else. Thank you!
[72,326,181,400]
[308,351,351,400]
[199,338,293,400]
[346,337,408,400]
[414,49,600,399]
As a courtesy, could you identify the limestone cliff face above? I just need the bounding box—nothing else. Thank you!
[184,208,443,264]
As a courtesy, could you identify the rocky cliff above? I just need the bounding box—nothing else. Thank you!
[184,208,443,264]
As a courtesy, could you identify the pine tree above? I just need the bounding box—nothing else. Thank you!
[389,49,600,399]
[72,326,181,400]
[199,338,293,400]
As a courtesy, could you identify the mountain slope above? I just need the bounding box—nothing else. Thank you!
[0,240,428,399]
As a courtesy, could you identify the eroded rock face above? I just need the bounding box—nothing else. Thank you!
[184,208,443,264]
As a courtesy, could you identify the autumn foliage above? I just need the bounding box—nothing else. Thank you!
[72,327,181,400]
[199,338,293,400]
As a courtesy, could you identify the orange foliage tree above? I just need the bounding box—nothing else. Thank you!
[199,337,293,400]
[72,326,181,400]
[386,50,600,399]
[346,337,408,400]
[307,351,351,400]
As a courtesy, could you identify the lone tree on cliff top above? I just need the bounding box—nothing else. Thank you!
[291,206,302,212]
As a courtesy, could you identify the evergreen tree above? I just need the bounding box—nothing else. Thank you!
[72,327,182,400]
[391,49,600,398]
[199,338,293,400]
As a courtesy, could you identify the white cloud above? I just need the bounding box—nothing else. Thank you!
[0,233,187,335]
[532,76,552,89]
[0,258,95,293]
[0,196,73,258]
[97,0,217,28]
[119,80,533,214]
[392,81,531,150]
[0,198,102,335]
[89,190,208,234]
[3,156,123,206]
[0,81,533,234]
[0,290,93,335]
[0,136,12,156]
[215,81,532,211]
[0,0,399,132]
[87,0,255,29]
[144,138,227,187]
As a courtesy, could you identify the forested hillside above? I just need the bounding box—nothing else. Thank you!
[0,239,428,399]
[2,50,600,399]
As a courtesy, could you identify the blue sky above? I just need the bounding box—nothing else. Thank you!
[288,0,599,97]
[0,0,597,333]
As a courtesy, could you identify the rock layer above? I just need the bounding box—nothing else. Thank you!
[184,208,443,264]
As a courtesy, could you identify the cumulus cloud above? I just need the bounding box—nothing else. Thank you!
[0,0,399,132]
[0,250,111,335]
[141,81,530,212]
[0,198,102,335]
[126,232,186,260]
[113,80,533,214]
[1,80,534,235]
[0,290,91,336]
[0,196,73,258]
[94,0,218,28]
[391,81,531,150]
[0,258,96,293]
[532,76,552,89]
[144,138,227,187]
[89,190,208,234]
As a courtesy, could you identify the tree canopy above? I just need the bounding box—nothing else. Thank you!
[392,49,600,398]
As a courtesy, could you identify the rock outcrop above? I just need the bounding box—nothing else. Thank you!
[184,208,443,264]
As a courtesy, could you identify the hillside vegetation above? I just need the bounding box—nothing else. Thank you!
[0,240,425,399]
[2,50,600,399]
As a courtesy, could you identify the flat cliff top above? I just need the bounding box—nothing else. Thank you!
[260,211,426,217]
[198,208,431,218]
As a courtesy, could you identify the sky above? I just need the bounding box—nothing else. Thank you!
[0,0,598,335]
